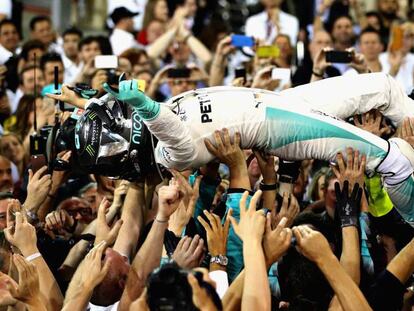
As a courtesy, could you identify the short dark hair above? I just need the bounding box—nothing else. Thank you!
[62,27,83,40]
[0,19,17,34]
[359,26,382,43]
[29,15,51,31]
[19,40,45,61]
[78,35,100,51]
[40,52,63,70]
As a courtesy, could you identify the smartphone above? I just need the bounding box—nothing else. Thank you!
[95,55,118,69]
[30,154,47,174]
[390,25,404,52]
[234,67,246,80]
[276,175,293,211]
[168,68,191,78]
[231,34,254,47]
[257,45,280,58]
[271,68,291,80]
[137,79,146,92]
[325,50,353,63]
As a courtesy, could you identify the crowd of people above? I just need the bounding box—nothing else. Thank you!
[1,0,414,310]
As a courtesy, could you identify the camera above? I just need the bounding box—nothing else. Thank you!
[147,262,222,311]
[276,160,301,210]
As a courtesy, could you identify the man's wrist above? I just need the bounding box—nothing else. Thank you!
[20,246,40,258]
[155,214,169,223]
[210,262,226,271]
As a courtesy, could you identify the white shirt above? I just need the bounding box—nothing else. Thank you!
[379,52,414,94]
[0,44,13,65]
[0,0,12,19]
[6,88,23,114]
[107,0,147,31]
[87,301,119,311]
[245,11,299,45]
[62,53,83,84]
[110,28,138,56]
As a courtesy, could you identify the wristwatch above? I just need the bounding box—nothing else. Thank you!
[210,254,228,267]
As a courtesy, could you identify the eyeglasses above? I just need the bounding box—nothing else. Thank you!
[67,208,93,217]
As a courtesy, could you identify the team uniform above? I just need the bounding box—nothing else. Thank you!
[93,73,414,225]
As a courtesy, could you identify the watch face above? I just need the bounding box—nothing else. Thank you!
[218,255,228,266]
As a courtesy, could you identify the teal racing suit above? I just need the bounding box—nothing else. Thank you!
[100,73,414,226]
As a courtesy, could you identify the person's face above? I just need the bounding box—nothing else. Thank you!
[133,54,152,73]
[0,158,12,192]
[378,0,398,15]
[367,15,381,30]
[62,198,95,224]
[81,186,100,213]
[0,23,19,52]
[0,136,24,165]
[146,21,165,44]
[154,0,169,22]
[0,200,7,230]
[184,0,197,17]
[169,41,191,64]
[117,57,132,77]
[135,71,152,86]
[309,31,332,59]
[317,175,325,201]
[274,36,292,60]
[63,34,81,59]
[261,0,283,9]
[32,20,54,46]
[80,41,101,63]
[332,17,354,46]
[21,68,44,94]
[168,78,197,96]
[324,177,338,205]
[123,17,135,32]
[27,48,45,63]
[359,32,383,60]
[43,61,64,85]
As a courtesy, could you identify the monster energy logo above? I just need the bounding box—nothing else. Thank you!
[85,145,95,156]
[88,111,97,120]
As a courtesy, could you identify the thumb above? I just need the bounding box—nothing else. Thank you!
[4,227,13,244]
[102,82,119,97]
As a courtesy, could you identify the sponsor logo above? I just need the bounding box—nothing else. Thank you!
[88,111,97,120]
[85,145,95,156]
[131,111,143,145]
[197,94,212,123]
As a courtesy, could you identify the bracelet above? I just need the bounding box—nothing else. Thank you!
[155,217,169,223]
[259,182,277,191]
[312,70,324,78]
[25,252,42,262]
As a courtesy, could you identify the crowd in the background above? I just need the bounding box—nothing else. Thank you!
[0,0,414,310]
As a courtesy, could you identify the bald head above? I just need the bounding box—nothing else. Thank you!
[309,30,332,59]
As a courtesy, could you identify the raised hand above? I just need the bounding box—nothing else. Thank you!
[95,197,123,246]
[5,212,37,256]
[204,129,244,168]
[293,225,332,264]
[263,217,292,266]
[157,184,184,222]
[45,84,86,109]
[187,268,218,311]
[25,167,52,213]
[172,235,204,269]
[400,117,414,148]
[44,209,74,238]
[335,181,362,228]
[229,190,265,242]
[198,209,231,257]
[353,110,390,137]
[274,192,299,228]
[331,147,366,190]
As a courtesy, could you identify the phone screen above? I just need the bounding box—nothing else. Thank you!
[231,35,254,47]
[95,55,118,69]
[325,51,353,63]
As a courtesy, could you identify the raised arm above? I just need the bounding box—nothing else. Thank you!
[118,184,184,311]
[294,226,372,311]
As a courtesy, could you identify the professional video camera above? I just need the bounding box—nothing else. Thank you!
[147,262,222,311]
